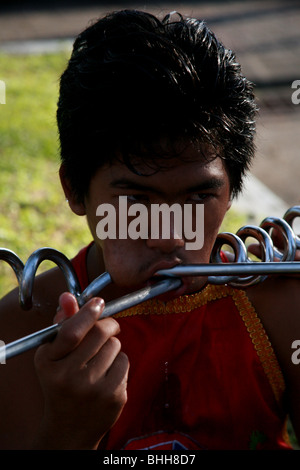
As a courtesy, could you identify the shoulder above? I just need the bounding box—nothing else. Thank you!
[246,275,300,338]
[246,276,300,435]
[246,275,300,358]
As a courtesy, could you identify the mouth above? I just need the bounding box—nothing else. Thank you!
[148,268,210,301]
[147,259,182,279]
[140,260,207,301]
[140,260,182,300]
[144,273,191,301]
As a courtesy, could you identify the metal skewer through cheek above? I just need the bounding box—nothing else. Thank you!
[0,206,300,361]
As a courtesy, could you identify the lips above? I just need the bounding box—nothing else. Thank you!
[147,259,183,280]
[144,259,210,300]
[139,257,209,301]
[142,260,189,299]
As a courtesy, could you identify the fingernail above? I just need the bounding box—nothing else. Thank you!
[93,297,105,310]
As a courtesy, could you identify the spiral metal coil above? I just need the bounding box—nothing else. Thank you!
[1,206,300,361]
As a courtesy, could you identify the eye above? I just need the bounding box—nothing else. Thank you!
[188,193,211,203]
[127,194,149,204]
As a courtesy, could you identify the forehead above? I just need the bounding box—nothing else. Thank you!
[91,144,229,196]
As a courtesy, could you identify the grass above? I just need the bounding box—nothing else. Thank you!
[0,51,91,296]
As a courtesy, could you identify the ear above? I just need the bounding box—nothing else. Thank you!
[59,165,86,216]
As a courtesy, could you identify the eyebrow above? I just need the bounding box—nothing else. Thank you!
[183,178,225,194]
[109,177,225,195]
[110,178,162,194]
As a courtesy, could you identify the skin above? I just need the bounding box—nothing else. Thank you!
[0,144,299,449]
[67,147,232,300]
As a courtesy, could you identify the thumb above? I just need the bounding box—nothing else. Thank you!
[54,292,79,324]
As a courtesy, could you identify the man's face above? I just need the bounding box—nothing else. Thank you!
[71,145,232,298]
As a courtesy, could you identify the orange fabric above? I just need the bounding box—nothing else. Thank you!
[72,245,291,450]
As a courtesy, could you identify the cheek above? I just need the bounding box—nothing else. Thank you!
[100,239,143,286]
[202,202,229,252]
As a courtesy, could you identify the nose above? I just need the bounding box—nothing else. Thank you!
[146,221,185,253]
[146,236,185,253]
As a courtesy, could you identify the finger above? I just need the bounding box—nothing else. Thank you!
[54,292,79,324]
[47,297,105,361]
[66,318,121,368]
[105,351,130,396]
[82,335,122,379]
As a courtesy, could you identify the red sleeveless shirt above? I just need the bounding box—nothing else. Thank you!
[72,244,291,450]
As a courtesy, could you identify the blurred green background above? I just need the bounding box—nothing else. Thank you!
[0,51,92,296]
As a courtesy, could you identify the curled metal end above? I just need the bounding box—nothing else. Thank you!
[283,206,300,250]
[260,216,297,262]
[209,232,248,284]
[0,249,24,285]
[230,225,274,287]
[19,248,83,310]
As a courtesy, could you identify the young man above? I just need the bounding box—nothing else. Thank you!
[0,9,299,450]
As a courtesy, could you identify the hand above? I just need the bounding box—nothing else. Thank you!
[33,292,129,449]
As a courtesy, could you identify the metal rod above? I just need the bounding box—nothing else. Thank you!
[100,277,182,318]
[2,262,300,361]
[0,277,181,361]
[78,272,112,307]
[156,262,300,278]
